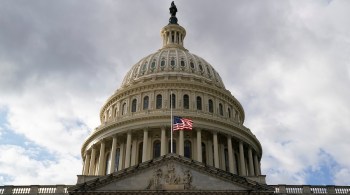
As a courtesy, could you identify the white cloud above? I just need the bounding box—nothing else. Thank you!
[0,145,80,185]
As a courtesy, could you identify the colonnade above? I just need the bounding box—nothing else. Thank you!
[82,128,261,177]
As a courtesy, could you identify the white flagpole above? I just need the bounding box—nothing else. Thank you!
[170,90,173,153]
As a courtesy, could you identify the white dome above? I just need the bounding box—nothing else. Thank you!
[121,47,225,89]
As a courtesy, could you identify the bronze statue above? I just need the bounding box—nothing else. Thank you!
[169,1,177,17]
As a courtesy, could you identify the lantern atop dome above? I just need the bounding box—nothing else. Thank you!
[161,2,186,50]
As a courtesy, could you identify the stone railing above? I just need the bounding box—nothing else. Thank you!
[1,184,350,194]
[0,185,72,195]
[271,185,350,194]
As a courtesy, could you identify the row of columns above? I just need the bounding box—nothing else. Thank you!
[82,129,261,177]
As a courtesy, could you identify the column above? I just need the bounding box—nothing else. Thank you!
[179,130,184,156]
[130,139,137,166]
[109,136,117,174]
[142,129,148,162]
[248,147,255,176]
[124,132,132,168]
[98,141,105,175]
[89,146,96,175]
[118,143,124,170]
[239,141,247,176]
[254,154,261,175]
[83,153,90,175]
[227,136,234,174]
[161,127,166,156]
[197,129,202,162]
[213,132,219,168]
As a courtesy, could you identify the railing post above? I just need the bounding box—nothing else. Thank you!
[302,185,311,194]
[29,185,39,195]
[278,184,287,194]
[4,186,13,195]
[326,185,336,195]
[56,185,65,194]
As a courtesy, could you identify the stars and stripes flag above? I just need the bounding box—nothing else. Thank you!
[173,116,193,131]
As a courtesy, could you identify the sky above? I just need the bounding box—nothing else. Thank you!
[0,0,350,186]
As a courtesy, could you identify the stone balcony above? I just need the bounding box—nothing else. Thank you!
[1,184,350,194]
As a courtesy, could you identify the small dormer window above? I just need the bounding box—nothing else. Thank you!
[181,60,185,67]
[151,61,156,69]
[171,59,176,66]
[190,61,195,69]
[199,64,203,72]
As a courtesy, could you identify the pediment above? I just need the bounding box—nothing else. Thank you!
[69,154,273,194]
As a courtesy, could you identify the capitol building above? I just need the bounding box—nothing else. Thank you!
[1,2,349,195]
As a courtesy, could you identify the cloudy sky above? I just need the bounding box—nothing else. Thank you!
[1,0,349,186]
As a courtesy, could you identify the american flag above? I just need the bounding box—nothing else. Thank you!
[173,116,193,131]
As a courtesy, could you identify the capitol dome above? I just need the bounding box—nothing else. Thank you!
[80,3,264,184]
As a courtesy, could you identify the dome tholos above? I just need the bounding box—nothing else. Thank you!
[80,9,264,184]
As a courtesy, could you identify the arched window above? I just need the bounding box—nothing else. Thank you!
[114,148,120,172]
[219,103,223,116]
[105,152,111,175]
[224,148,229,171]
[208,99,213,113]
[122,103,127,115]
[138,142,143,164]
[153,140,161,158]
[168,139,176,153]
[196,96,202,110]
[156,94,162,109]
[202,142,207,164]
[143,96,149,110]
[170,94,176,109]
[131,99,137,112]
[228,108,231,118]
[183,94,189,109]
[184,140,192,158]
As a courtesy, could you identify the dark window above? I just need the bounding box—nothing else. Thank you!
[208,99,213,113]
[183,94,189,109]
[219,103,223,116]
[131,99,137,112]
[168,139,176,153]
[196,96,202,110]
[171,59,175,66]
[228,108,231,118]
[138,142,143,164]
[161,60,165,67]
[170,94,176,109]
[105,152,111,175]
[224,148,229,171]
[184,140,192,158]
[190,62,195,69]
[122,103,126,115]
[207,66,211,76]
[199,64,203,71]
[151,61,156,69]
[115,148,120,172]
[153,140,161,158]
[143,96,149,110]
[202,142,207,164]
[156,94,162,109]
[181,60,185,67]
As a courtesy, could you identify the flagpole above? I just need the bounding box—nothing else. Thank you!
[170,90,173,154]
